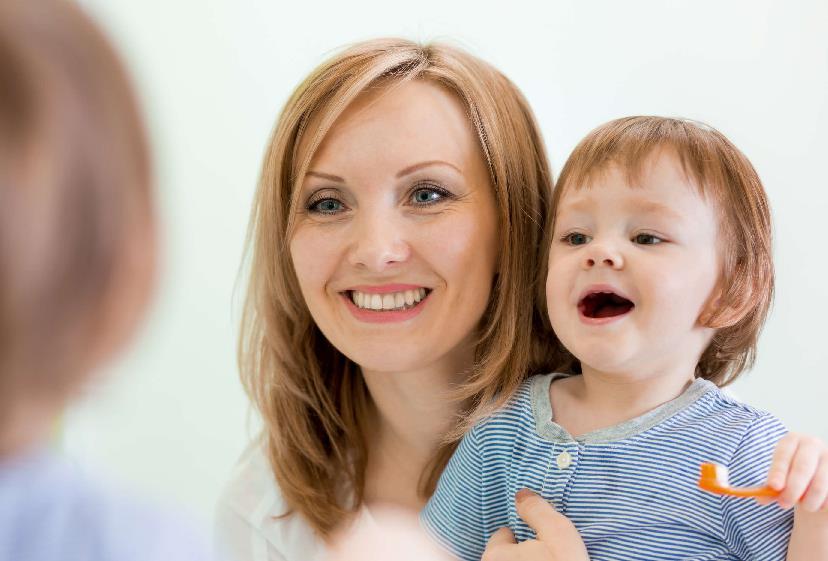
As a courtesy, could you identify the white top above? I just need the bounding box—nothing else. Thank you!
[215,440,373,561]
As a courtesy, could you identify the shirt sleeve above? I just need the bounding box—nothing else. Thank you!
[721,413,794,560]
[420,426,488,561]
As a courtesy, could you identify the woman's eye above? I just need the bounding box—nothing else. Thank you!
[563,232,591,245]
[410,185,449,206]
[633,233,663,245]
[308,198,345,215]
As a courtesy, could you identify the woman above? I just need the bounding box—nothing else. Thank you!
[215,38,572,560]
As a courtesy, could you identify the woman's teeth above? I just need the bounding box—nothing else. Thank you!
[350,288,428,311]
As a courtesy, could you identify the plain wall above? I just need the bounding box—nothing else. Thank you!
[65,0,828,525]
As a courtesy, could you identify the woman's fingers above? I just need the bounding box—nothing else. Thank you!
[487,527,516,547]
[515,489,589,560]
[516,489,574,542]
[481,527,515,561]
[484,490,590,561]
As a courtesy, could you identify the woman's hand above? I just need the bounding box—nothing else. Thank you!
[482,489,589,561]
[764,432,828,512]
[328,507,455,561]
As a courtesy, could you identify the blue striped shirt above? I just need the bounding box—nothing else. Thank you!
[421,374,793,561]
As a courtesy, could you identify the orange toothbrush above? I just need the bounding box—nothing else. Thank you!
[698,463,780,499]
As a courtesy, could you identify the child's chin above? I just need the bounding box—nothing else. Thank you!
[570,345,634,374]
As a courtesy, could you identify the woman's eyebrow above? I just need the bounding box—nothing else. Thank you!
[306,170,344,182]
[396,160,462,178]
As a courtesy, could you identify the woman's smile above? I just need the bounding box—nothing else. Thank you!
[340,284,433,323]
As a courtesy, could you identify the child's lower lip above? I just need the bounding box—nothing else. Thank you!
[341,291,430,324]
[578,308,633,325]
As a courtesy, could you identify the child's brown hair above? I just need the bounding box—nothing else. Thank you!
[545,116,773,386]
[0,0,154,424]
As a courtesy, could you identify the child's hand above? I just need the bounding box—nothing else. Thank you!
[763,432,828,512]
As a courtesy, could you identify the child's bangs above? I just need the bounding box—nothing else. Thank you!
[559,117,732,204]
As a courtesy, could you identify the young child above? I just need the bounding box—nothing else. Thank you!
[0,1,211,559]
[421,116,828,560]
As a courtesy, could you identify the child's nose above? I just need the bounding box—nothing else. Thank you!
[347,210,411,272]
[582,244,624,270]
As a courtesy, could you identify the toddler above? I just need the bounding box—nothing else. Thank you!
[422,116,828,560]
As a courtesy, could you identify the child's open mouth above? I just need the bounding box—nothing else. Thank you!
[578,291,635,320]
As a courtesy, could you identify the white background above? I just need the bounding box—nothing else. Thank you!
[67,0,828,528]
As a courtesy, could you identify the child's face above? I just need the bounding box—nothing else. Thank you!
[546,150,721,378]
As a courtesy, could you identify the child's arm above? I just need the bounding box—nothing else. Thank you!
[762,432,828,560]
[788,508,828,560]
[420,426,492,561]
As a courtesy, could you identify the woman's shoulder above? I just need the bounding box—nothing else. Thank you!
[215,438,326,561]
[216,438,284,520]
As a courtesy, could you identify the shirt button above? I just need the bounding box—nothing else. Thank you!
[556,451,572,469]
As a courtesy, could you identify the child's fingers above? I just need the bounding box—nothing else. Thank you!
[800,450,828,512]
[767,433,800,490]
[778,436,822,509]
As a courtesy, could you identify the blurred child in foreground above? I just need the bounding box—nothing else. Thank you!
[0,1,210,559]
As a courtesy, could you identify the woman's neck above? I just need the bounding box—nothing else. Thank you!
[360,352,470,510]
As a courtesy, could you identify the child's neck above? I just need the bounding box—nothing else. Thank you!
[0,398,54,459]
[550,364,696,439]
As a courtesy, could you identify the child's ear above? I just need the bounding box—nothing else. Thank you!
[698,283,751,329]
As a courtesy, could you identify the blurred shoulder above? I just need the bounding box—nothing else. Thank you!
[0,450,211,561]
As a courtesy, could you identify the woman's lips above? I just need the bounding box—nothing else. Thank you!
[340,287,432,324]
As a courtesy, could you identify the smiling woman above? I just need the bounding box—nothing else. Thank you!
[214,39,562,561]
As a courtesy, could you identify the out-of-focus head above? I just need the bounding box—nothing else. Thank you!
[0,0,154,436]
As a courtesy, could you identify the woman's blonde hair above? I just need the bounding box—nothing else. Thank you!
[240,38,560,536]
[549,116,774,386]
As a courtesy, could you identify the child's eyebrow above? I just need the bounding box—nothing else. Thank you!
[629,200,687,222]
[557,198,689,225]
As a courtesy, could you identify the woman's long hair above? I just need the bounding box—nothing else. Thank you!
[240,38,561,536]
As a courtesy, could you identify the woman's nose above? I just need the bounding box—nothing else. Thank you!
[347,211,411,272]
[582,242,624,270]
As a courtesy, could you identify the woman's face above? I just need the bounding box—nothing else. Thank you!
[290,80,499,375]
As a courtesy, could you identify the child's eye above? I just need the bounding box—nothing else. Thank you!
[633,233,663,245]
[562,232,592,245]
[409,183,452,207]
